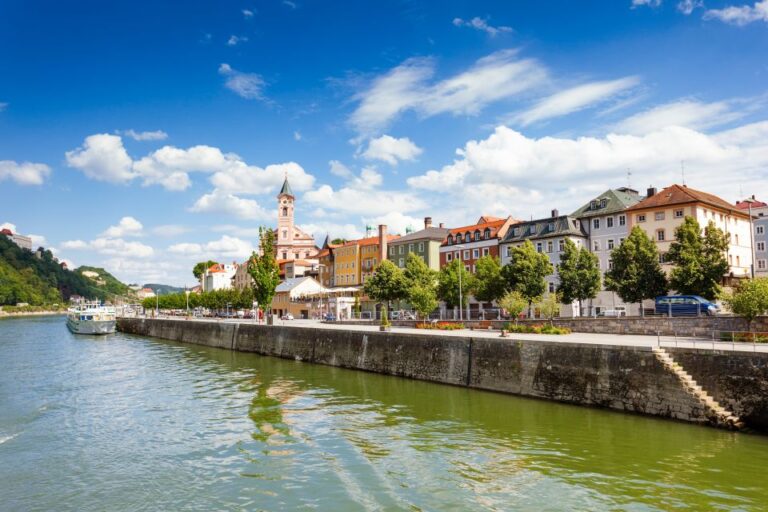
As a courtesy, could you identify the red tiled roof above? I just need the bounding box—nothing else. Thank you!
[446,215,514,236]
[340,234,400,248]
[0,228,12,235]
[735,199,768,210]
[626,184,749,216]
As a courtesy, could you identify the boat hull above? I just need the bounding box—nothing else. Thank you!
[66,318,116,335]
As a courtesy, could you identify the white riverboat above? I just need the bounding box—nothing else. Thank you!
[66,303,116,335]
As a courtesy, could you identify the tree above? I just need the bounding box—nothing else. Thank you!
[193,260,218,281]
[410,285,438,322]
[723,278,768,333]
[331,238,347,245]
[605,226,668,316]
[437,259,474,310]
[248,228,281,317]
[363,260,409,308]
[403,253,436,289]
[537,292,561,326]
[501,240,553,315]
[473,255,506,303]
[667,217,729,300]
[499,290,527,324]
[557,238,601,316]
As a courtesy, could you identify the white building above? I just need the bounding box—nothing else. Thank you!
[202,263,237,292]
[1,228,32,251]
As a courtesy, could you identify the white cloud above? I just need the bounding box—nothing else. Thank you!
[349,50,548,134]
[407,122,768,217]
[189,189,271,220]
[0,222,17,232]
[151,224,190,237]
[168,242,203,254]
[677,0,703,14]
[300,222,364,242]
[293,130,302,141]
[631,0,662,7]
[132,144,235,191]
[363,212,424,236]
[0,160,51,185]
[614,99,743,134]
[28,234,47,248]
[511,77,640,126]
[62,237,154,258]
[211,224,265,237]
[361,135,423,165]
[209,161,315,195]
[218,63,265,100]
[227,35,248,46]
[329,160,354,178]
[122,129,168,141]
[704,0,768,25]
[452,17,512,36]
[102,216,143,237]
[169,235,256,260]
[65,134,135,183]
[243,9,254,18]
[304,175,423,216]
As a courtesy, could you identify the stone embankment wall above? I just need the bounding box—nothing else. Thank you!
[118,318,768,432]
[342,316,768,337]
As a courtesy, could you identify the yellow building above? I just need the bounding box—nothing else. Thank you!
[626,184,753,284]
[331,225,398,287]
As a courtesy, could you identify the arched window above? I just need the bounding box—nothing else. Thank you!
[465,232,472,242]
[484,228,491,239]
[282,207,288,217]
[447,234,454,245]
[474,230,481,241]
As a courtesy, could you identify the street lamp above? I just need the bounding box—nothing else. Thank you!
[454,244,465,321]
[185,286,190,318]
[744,197,757,279]
[155,290,159,317]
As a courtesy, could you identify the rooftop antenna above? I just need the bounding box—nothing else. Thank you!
[626,169,632,188]
[681,160,686,186]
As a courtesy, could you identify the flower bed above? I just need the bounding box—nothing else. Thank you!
[415,321,465,330]
[504,323,572,335]
[719,332,768,343]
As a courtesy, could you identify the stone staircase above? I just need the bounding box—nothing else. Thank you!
[653,347,745,431]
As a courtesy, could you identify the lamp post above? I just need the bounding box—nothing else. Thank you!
[185,287,190,318]
[455,245,465,321]
[155,291,159,317]
[745,197,756,279]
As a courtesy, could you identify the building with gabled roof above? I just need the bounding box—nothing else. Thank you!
[389,216,449,271]
[736,195,768,277]
[270,276,326,318]
[439,215,518,272]
[626,184,753,285]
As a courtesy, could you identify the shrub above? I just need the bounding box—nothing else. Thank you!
[502,322,571,335]
[415,321,464,330]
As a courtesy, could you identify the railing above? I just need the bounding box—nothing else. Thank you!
[656,330,768,352]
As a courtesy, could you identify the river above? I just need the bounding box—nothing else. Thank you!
[1,316,767,511]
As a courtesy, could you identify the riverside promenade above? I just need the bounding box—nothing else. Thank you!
[119,316,768,432]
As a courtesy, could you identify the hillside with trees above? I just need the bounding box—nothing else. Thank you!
[0,234,133,305]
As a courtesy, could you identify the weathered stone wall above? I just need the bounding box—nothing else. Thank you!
[117,318,768,432]
[339,315,768,337]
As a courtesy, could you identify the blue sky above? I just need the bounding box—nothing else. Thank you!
[1,0,768,286]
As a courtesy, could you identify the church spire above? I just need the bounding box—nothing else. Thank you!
[278,174,294,197]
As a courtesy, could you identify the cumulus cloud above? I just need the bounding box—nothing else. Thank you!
[62,237,154,258]
[168,235,256,260]
[122,129,168,141]
[189,189,271,220]
[0,222,17,232]
[101,216,143,237]
[218,63,265,100]
[614,99,745,134]
[329,160,354,178]
[677,0,703,14]
[361,135,423,165]
[631,0,662,7]
[65,134,135,183]
[452,17,512,36]
[0,160,51,185]
[407,122,768,217]
[349,50,548,134]
[227,35,248,46]
[208,161,314,194]
[511,77,640,126]
[704,0,768,25]
[151,224,190,237]
[293,130,302,141]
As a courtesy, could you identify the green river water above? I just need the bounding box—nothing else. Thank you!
[1,316,767,511]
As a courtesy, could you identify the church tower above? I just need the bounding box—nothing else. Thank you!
[276,176,295,260]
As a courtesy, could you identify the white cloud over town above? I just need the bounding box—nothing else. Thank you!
[704,0,768,25]
[361,135,423,165]
[452,17,513,36]
[218,63,265,99]
[0,160,51,185]
[101,216,143,238]
[122,129,168,141]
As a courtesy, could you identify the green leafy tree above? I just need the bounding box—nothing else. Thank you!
[605,226,668,316]
[437,259,474,309]
[331,238,347,245]
[537,292,561,326]
[410,285,438,322]
[473,255,506,303]
[498,290,527,324]
[403,253,437,289]
[363,260,409,309]
[723,278,768,333]
[193,260,218,281]
[248,228,281,316]
[557,238,601,315]
[501,240,554,315]
[666,217,729,300]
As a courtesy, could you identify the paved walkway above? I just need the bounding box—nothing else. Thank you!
[133,316,768,354]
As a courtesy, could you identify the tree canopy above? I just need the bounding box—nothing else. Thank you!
[723,278,768,330]
[501,240,553,309]
[556,238,601,312]
[193,260,219,280]
[473,255,506,303]
[437,259,474,309]
[247,228,280,313]
[363,260,409,305]
[605,226,668,311]
[666,217,729,300]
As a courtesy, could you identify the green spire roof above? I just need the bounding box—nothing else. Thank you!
[278,176,294,197]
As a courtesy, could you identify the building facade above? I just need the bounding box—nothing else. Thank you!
[270,276,326,319]
[275,177,319,261]
[0,228,32,251]
[388,217,449,270]
[202,263,237,292]
[439,216,517,272]
[626,184,753,285]
[571,188,644,316]
[735,197,768,278]
[317,236,341,288]
[332,225,397,287]
[500,211,588,317]
[232,260,254,290]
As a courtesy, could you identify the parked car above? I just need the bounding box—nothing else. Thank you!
[323,313,336,321]
[655,296,720,316]
[281,313,294,320]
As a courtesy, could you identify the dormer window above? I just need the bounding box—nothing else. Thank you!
[474,230,481,241]
[590,200,597,210]
[548,222,554,232]
[484,228,491,239]
[600,198,607,208]
[447,235,454,245]
[465,232,472,242]
[530,224,537,234]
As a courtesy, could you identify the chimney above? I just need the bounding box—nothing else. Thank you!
[551,209,559,218]
[647,187,657,197]
[378,224,387,262]
[439,222,444,228]
[424,217,432,229]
